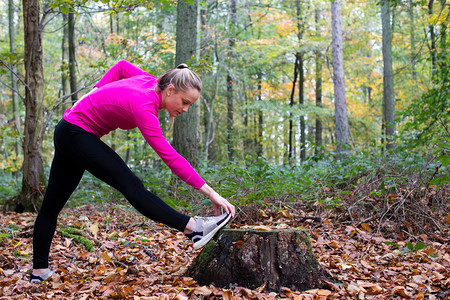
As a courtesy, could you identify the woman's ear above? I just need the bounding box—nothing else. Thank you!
[166,84,174,96]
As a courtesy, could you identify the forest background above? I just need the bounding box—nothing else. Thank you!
[0,0,449,298]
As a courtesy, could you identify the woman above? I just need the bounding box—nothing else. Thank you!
[30,60,235,283]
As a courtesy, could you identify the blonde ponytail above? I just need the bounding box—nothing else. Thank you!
[156,64,202,93]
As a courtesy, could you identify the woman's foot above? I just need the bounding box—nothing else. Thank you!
[186,213,232,250]
[30,269,53,283]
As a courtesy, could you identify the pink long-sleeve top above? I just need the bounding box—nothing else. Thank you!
[64,60,206,190]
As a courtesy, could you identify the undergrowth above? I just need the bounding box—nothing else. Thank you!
[1,148,448,239]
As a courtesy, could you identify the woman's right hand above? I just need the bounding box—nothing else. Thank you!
[200,183,235,217]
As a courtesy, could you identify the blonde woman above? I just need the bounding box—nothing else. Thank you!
[31,60,235,283]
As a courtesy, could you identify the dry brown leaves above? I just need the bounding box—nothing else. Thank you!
[0,203,448,299]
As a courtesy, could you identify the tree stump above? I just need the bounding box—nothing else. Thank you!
[186,228,325,292]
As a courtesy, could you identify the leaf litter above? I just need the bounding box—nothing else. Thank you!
[0,201,448,299]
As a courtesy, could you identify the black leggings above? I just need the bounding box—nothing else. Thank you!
[33,119,190,269]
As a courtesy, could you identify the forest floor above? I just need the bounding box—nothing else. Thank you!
[0,197,448,299]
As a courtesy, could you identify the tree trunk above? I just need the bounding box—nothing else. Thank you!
[9,0,21,158]
[16,0,46,212]
[186,228,325,292]
[315,8,323,155]
[296,0,306,163]
[226,0,237,161]
[173,0,199,166]
[68,9,78,103]
[439,0,447,84]
[288,55,299,163]
[256,72,263,157]
[428,0,437,77]
[408,0,416,80]
[61,13,69,103]
[331,0,350,155]
[381,0,396,150]
[299,54,306,162]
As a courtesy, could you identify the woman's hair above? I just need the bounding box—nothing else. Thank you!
[157,64,202,93]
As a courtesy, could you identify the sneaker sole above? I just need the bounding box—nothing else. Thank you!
[193,214,232,250]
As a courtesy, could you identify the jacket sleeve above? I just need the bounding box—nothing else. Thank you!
[135,110,206,190]
[95,60,149,88]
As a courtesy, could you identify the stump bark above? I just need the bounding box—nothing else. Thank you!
[186,228,324,292]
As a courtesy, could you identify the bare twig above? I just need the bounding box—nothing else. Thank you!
[0,59,29,97]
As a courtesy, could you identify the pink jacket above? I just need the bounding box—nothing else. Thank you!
[64,60,205,189]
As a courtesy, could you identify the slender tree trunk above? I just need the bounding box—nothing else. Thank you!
[331,0,350,155]
[200,2,217,162]
[243,1,252,158]
[244,86,251,156]
[226,74,234,161]
[173,0,199,165]
[16,0,45,212]
[116,12,120,34]
[125,133,130,164]
[68,9,78,103]
[314,8,323,155]
[9,0,21,158]
[256,72,263,157]
[61,13,69,103]
[296,0,306,163]
[408,0,416,80]
[226,0,237,161]
[439,0,447,83]
[288,56,299,162]
[109,12,114,34]
[299,54,306,162]
[428,0,437,77]
[381,0,396,149]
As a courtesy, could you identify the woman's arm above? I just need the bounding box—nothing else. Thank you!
[136,112,235,217]
[95,60,149,88]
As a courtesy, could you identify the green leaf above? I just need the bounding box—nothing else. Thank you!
[406,241,414,250]
[415,242,426,251]
[437,154,450,167]
[383,241,400,248]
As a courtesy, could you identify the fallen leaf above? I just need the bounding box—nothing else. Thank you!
[222,289,232,300]
[416,292,425,299]
[192,286,212,297]
[360,223,371,232]
[317,289,332,296]
[252,225,272,231]
[233,240,245,248]
[347,284,365,296]
[173,294,188,300]
[89,222,99,239]
[423,247,437,256]
[393,286,412,298]
[100,251,111,261]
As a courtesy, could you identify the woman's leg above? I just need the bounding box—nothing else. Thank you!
[56,120,191,232]
[33,149,85,269]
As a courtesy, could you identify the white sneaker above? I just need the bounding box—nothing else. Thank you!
[30,270,53,283]
[186,213,232,250]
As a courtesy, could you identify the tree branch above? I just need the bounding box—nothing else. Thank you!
[0,59,29,98]
[0,78,24,101]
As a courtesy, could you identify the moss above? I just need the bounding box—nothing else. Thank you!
[62,225,85,236]
[7,224,22,231]
[0,233,12,242]
[60,226,94,252]
[197,240,216,269]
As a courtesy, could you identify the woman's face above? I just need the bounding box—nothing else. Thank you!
[162,85,200,117]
